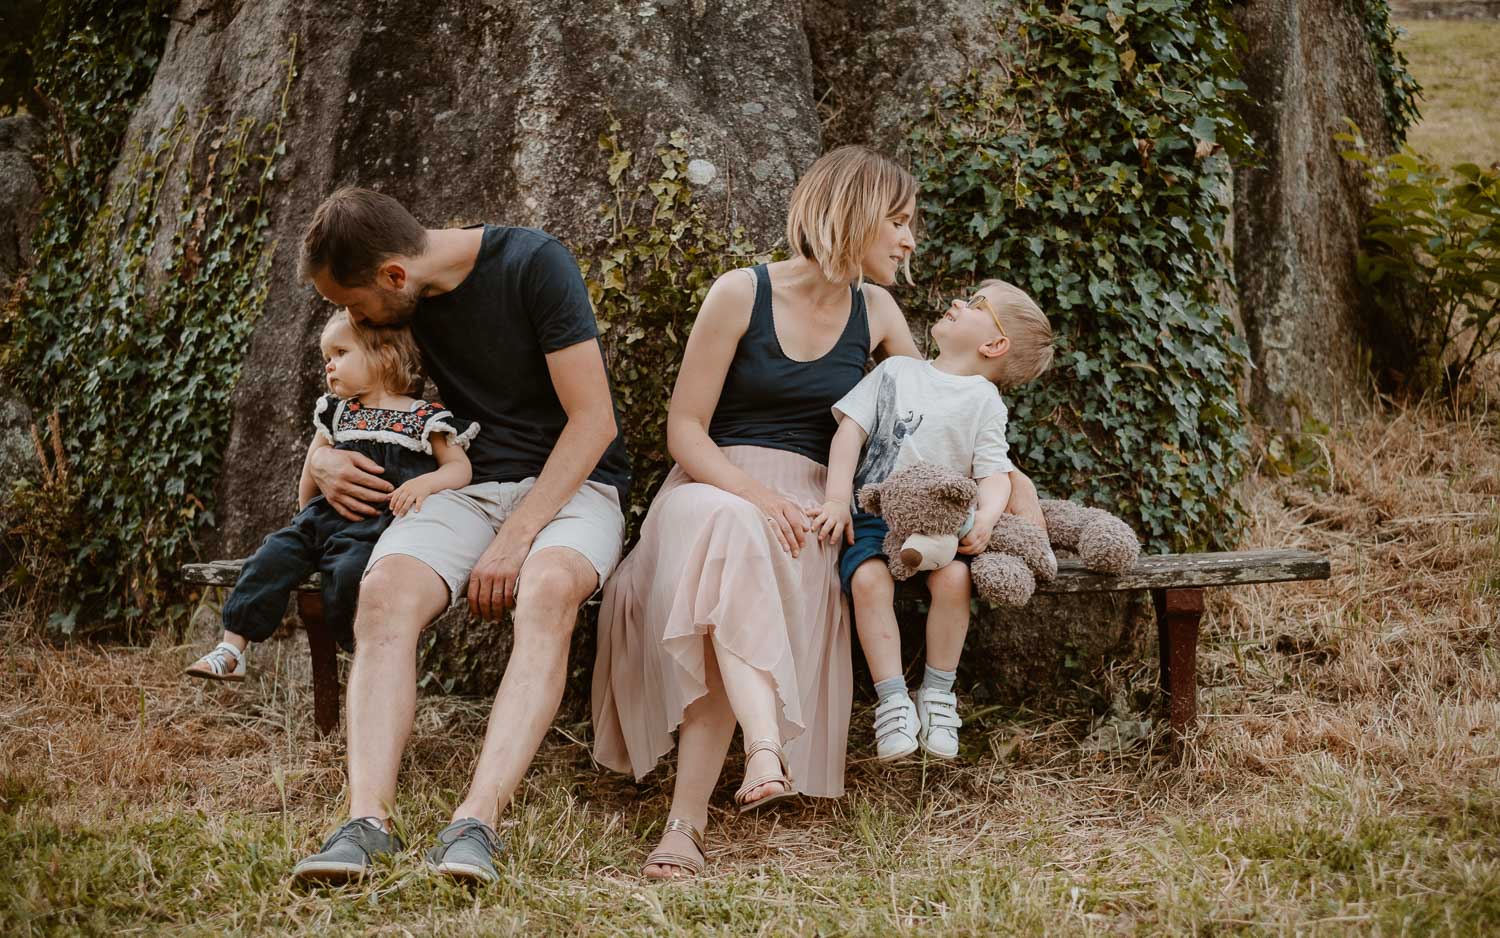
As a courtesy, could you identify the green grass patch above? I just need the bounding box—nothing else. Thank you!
[1397,18,1500,168]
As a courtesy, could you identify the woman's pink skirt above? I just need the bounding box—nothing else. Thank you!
[591,446,852,797]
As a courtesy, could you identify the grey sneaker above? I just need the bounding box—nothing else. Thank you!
[425,817,504,885]
[291,817,400,884]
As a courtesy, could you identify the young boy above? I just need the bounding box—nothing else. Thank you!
[809,279,1054,760]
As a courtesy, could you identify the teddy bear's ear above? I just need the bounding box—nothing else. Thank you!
[935,477,978,506]
[857,483,882,515]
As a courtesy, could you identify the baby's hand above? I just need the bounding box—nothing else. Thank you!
[808,498,854,547]
[957,509,1000,555]
[389,478,436,517]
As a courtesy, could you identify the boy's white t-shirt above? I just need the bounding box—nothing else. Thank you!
[832,356,1015,490]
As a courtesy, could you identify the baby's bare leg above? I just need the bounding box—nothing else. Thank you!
[924,561,972,671]
[850,559,903,683]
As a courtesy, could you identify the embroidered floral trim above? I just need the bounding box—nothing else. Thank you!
[311,396,477,455]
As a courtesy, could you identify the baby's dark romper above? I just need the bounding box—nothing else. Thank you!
[222,393,478,648]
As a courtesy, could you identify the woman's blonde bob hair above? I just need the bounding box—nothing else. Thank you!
[324,309,425,396]
[786,145,918,285]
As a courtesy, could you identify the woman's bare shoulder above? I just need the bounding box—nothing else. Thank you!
[694,267,758,331]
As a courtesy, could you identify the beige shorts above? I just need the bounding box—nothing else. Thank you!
[365,478,626,603]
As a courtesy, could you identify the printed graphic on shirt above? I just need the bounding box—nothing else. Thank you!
[855,370,925,488]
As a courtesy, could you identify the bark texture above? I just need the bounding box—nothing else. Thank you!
[0,115,41,488]
[1230,0,1394,427]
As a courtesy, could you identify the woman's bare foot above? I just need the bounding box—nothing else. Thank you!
[642,828,703,879]
[642,818,706,879]
[738,747,791,807]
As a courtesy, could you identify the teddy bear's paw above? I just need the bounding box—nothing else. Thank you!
[1039,499,1087,547]
[1076,515,1140,574]
[989,514,1057,581]
[971,553,1035,607]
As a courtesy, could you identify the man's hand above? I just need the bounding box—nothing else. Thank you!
[467,523,535,621]
[309,447,393,521]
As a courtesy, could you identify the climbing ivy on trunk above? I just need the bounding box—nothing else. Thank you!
[909,0,1253,550]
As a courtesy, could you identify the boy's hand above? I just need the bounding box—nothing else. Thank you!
[389,477,438,517]
[808,498,855,547]
[957,508,1001,555]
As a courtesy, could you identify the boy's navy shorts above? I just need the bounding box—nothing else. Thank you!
[839,511,890,596]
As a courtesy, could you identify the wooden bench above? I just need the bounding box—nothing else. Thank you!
[181,547,1328,738]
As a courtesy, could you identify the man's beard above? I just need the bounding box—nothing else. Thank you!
[377,286,419,325]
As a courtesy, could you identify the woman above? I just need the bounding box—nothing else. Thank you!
[591,146,1039,878]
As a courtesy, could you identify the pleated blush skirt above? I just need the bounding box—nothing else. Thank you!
[591,445,852,797]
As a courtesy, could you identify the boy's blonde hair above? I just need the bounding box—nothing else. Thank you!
[980,278,1053,389]
[326,310,425,396]
[786,145,917,285]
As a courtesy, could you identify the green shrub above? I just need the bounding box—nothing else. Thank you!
[1341,132,1500,394]
[908,0,1251,550]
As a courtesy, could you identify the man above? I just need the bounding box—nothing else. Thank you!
[288,187,630,885]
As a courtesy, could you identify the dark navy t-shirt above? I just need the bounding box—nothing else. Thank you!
[411,225,631,502]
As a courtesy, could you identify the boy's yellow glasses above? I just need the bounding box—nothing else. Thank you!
[955,293,1007,340]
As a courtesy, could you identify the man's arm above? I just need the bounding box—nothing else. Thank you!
[466,339,617,619]
[298,434,333,509]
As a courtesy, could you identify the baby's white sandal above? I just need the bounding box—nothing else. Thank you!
[915,686,962,759]
[184,641,247,682]
[873,693,920,761]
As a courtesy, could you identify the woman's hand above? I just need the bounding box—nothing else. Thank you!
[745,485,810,557]
[808,498,854,547]
[309,447,393,520]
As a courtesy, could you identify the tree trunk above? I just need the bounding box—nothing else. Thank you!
[1230,0,1395,428]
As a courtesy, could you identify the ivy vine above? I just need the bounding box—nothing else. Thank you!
[2,4,296,634]
[583,121,774,536]
[1349,0,1422,146]
[909,0,1252,551]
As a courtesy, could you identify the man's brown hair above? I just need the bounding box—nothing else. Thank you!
[300,187,428,287]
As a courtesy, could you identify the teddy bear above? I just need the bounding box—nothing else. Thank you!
[855,461,1140,606]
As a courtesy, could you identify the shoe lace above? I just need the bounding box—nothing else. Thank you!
[443,820,500,858]
[320,818,382,855]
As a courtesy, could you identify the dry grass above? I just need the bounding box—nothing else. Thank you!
[1397,18,1500,168]
[3,400,1500,935]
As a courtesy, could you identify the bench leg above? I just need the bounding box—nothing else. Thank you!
[1153,587,1203,736]
[296,592,341,737]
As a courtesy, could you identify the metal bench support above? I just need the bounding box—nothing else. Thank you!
[1153,587,1204,735]
[296,593,341,737]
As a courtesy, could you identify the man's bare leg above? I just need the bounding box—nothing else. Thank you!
[345,555,450,824]
[451,547,597,826]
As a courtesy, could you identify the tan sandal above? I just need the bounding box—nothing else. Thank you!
[641,818,705,879]
[733,738,798,814]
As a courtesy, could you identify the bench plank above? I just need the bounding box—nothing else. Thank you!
[1035,548,1330,593]
[182,548,1330,594]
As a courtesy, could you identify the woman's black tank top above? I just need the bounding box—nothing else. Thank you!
[707,264,871,465]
